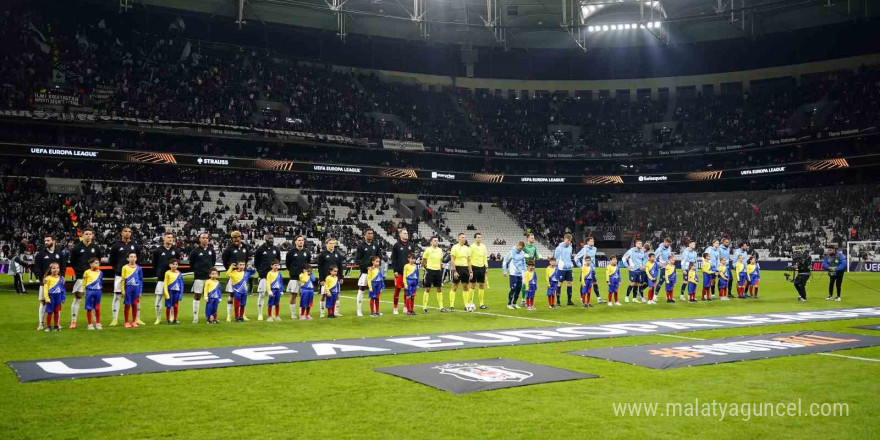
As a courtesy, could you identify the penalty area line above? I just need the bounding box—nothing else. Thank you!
[818,353,880,362]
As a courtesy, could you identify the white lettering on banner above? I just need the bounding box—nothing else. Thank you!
[231,347,297,361]
[739,166,786,176]
[386,336,465,349]
[33,92,80,106]
[520,177,566,183]
[313,165,362,174]
[638,175,668,182]
[29,147,98,158]
[12,307,880,382]
[146,352,233,366]
[383,139,425,151]
[196,157,229,166]
[431,172,456,180]
[312,343,388,356]
[36,357,138,375]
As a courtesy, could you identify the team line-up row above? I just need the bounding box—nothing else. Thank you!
[34,229,769,331]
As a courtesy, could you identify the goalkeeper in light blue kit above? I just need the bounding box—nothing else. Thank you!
[574,237,605,303]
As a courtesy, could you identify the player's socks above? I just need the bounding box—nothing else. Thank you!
[111,293,121,324]
[393,288,401,310]
[710,285,716,297]
[38,302,46,328]
[124,305,130,324]
[165,308,171,321]
[95,303,101,323]
[566,286,573,303]
[193,299,200,322]
[356,289,365,316]
[613,292,619,302]
[290,303,297,318]
[422,290,430,310]
[155,295,163,320]
[70,297,81,324]
[173,303,179,321]
[593,284,602,300]
[478,288,485,306]
[647,288,653,302]
[257,292,266,319]
[580,293,586,304]
[753,287,758,298]
[437,291,444,309]
[86,310,93,325]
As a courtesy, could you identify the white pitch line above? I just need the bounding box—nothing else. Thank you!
[338,294,585,326]
[655,334,706,341]
[818,353,880,362]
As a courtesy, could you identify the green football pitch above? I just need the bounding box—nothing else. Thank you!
[2,269,879,440]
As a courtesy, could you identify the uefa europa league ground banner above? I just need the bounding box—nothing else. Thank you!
[568,331,880,369]
[376,358,598,394]
[8,308,880,382]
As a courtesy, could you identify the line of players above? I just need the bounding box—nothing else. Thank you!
[32,225,765,331]
[503,235,763,309]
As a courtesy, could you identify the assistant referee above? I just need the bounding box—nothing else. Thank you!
[421,236,447,313]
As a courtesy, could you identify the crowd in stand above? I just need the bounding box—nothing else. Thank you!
[2,4,878,157]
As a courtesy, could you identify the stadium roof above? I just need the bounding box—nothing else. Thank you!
[138,0,875,50]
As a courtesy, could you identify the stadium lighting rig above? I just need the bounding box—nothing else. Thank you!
[587,21,661,32]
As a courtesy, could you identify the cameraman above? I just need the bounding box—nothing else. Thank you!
[822,246,847,301]
[792,250,812,302]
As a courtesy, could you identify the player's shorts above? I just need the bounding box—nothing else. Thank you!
[608,282,620,293]
[548,285,558,297]
[164,290,183,308]
[750,278,760,286]
[300,289,315,308]
[226,279,233,293]
[629,270,644,283]
[358,272,368,287]
[46,291,64,311]
[38,285,45,302]
[682,269,690,282]
[424,269,442,288]
[508,275,522,290]
[405,285,418,297]
[256,278,268,293]
[124,286,141,305]
[233,291,249,306]
[154,281,165,296]
[394,273,404,289]
[470,266,486,283]
[267,290,282,307]
[647,278,656,288]
[368,288,381,299]
[664,281,675,292]
[525,288,536,299]
[558,270,573,282]
[702,273,712,286]
[454,266,470,283]
[719,280,728,289]
[192,279,206,294]
[738,276,747,286]
[73,278,84,294]
[287,280,301,293]
[84,290,102,310]
[113,275,123,293]
[688,283,697,294]
[581,282,593,294]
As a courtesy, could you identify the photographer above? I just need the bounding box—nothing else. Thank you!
[791,250,812,302]
[822,246,847,301]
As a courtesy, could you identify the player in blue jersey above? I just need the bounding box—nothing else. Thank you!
[704,239,720,298]
[553,234,575,306]
[621,240,647,303]
[679,241,697,300]
[574,237,604,303]
[653,238,672,294]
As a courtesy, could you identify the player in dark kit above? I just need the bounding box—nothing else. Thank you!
[285,235,311,319]
[151,231,183,325]
[316,238,345,318]
[254,234,282,321]
[222,231,252,321]
[108,226,139,326]
[34,235,66,331]
[68,228,103,329]
[187,232,216,323]
[354,229,382,317]
[390,229,420,315]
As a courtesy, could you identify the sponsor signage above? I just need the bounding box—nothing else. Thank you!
[382,139,425,151]
[637,175,668,182]
[568,331,880,369]
[431,171,456,180]
[739,166,786,176]
[196,157,229,166]
[7,308,880,382]
[375,358,597,394]
[2,143,877,186]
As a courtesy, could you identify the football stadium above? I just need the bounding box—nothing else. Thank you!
[2,0,880,438]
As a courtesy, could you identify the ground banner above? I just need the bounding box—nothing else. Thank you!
[375,358,597,394]
[567,331,880,369]
[8,308,880,382]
